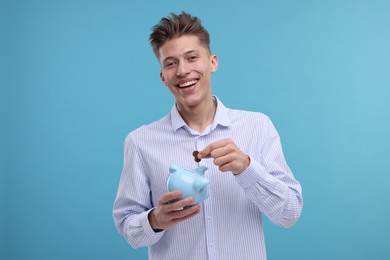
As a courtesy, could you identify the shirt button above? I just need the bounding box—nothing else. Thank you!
[207,216,212,220]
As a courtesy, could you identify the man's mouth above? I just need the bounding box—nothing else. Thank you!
[176,80,198,88]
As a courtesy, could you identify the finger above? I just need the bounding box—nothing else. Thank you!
[213,153,233,167]
[211,145,234,159]
[171,204,200,220]
[218,162,234,172]
[159,191,183,205]
[198,139,230,159]
[217,155,250,174]
[169,196,195,210]
[198,146,212,159]
[167,206,200,227]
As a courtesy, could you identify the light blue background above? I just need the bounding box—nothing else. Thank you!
[1,0,390,259]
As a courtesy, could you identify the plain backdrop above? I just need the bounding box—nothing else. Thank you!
[1,0,390,259]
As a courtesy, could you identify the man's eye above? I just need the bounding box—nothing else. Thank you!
[164,62,176,68]
[188,56,198,61]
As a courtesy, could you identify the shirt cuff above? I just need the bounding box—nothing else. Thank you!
[140,208,165,238]
[234,158,267,190]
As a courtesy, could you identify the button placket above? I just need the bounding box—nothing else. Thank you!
[196,137,218,259]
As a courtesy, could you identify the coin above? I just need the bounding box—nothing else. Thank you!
[192,150,201,162]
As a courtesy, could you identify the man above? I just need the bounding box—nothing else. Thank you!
[113,12,303,260]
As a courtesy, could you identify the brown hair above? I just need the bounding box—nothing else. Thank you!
[149,12,211,58]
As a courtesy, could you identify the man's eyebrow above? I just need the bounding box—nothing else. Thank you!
[184,50,199,56]
[162,50,200,64]
[162,57,172,63]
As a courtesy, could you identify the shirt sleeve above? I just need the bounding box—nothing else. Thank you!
[234,116,303,228]
[113,134,165,248]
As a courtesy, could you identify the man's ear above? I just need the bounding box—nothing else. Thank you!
[210,54,219,72]
[160,71,166,85]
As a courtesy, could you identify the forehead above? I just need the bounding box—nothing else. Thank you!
[158,35,208,61]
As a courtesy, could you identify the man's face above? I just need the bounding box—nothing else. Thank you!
[158,35,218,110]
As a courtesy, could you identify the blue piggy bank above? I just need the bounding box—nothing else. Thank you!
[167,165,209,206]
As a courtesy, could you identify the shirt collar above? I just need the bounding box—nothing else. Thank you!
[170,96,231,133]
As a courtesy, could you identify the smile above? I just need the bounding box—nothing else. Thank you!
[176,80,198,88]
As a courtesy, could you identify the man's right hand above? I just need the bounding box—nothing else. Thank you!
[148,191,200,231]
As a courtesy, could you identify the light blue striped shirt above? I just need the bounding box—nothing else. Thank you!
[113,97,303,260]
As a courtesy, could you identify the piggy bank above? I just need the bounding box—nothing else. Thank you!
[167,165,209,206]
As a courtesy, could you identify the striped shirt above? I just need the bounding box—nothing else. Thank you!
[113,97,303,260]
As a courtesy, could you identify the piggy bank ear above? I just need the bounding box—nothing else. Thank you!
[169,165,178,173]
[195,165,208,175]
[194,177,209,192]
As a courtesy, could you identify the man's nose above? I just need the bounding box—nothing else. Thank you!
[176,61,190,76]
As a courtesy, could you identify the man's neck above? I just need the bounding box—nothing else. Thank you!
[177,97,217,133]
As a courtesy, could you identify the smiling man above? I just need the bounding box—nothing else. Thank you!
[159,34,218,133]
[113,12,303,260]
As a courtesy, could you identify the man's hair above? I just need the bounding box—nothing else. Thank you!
[149,11,211,58]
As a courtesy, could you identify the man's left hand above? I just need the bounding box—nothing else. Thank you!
[198,138,250,175]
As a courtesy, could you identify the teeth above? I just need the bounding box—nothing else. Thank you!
[178,80,197,88]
